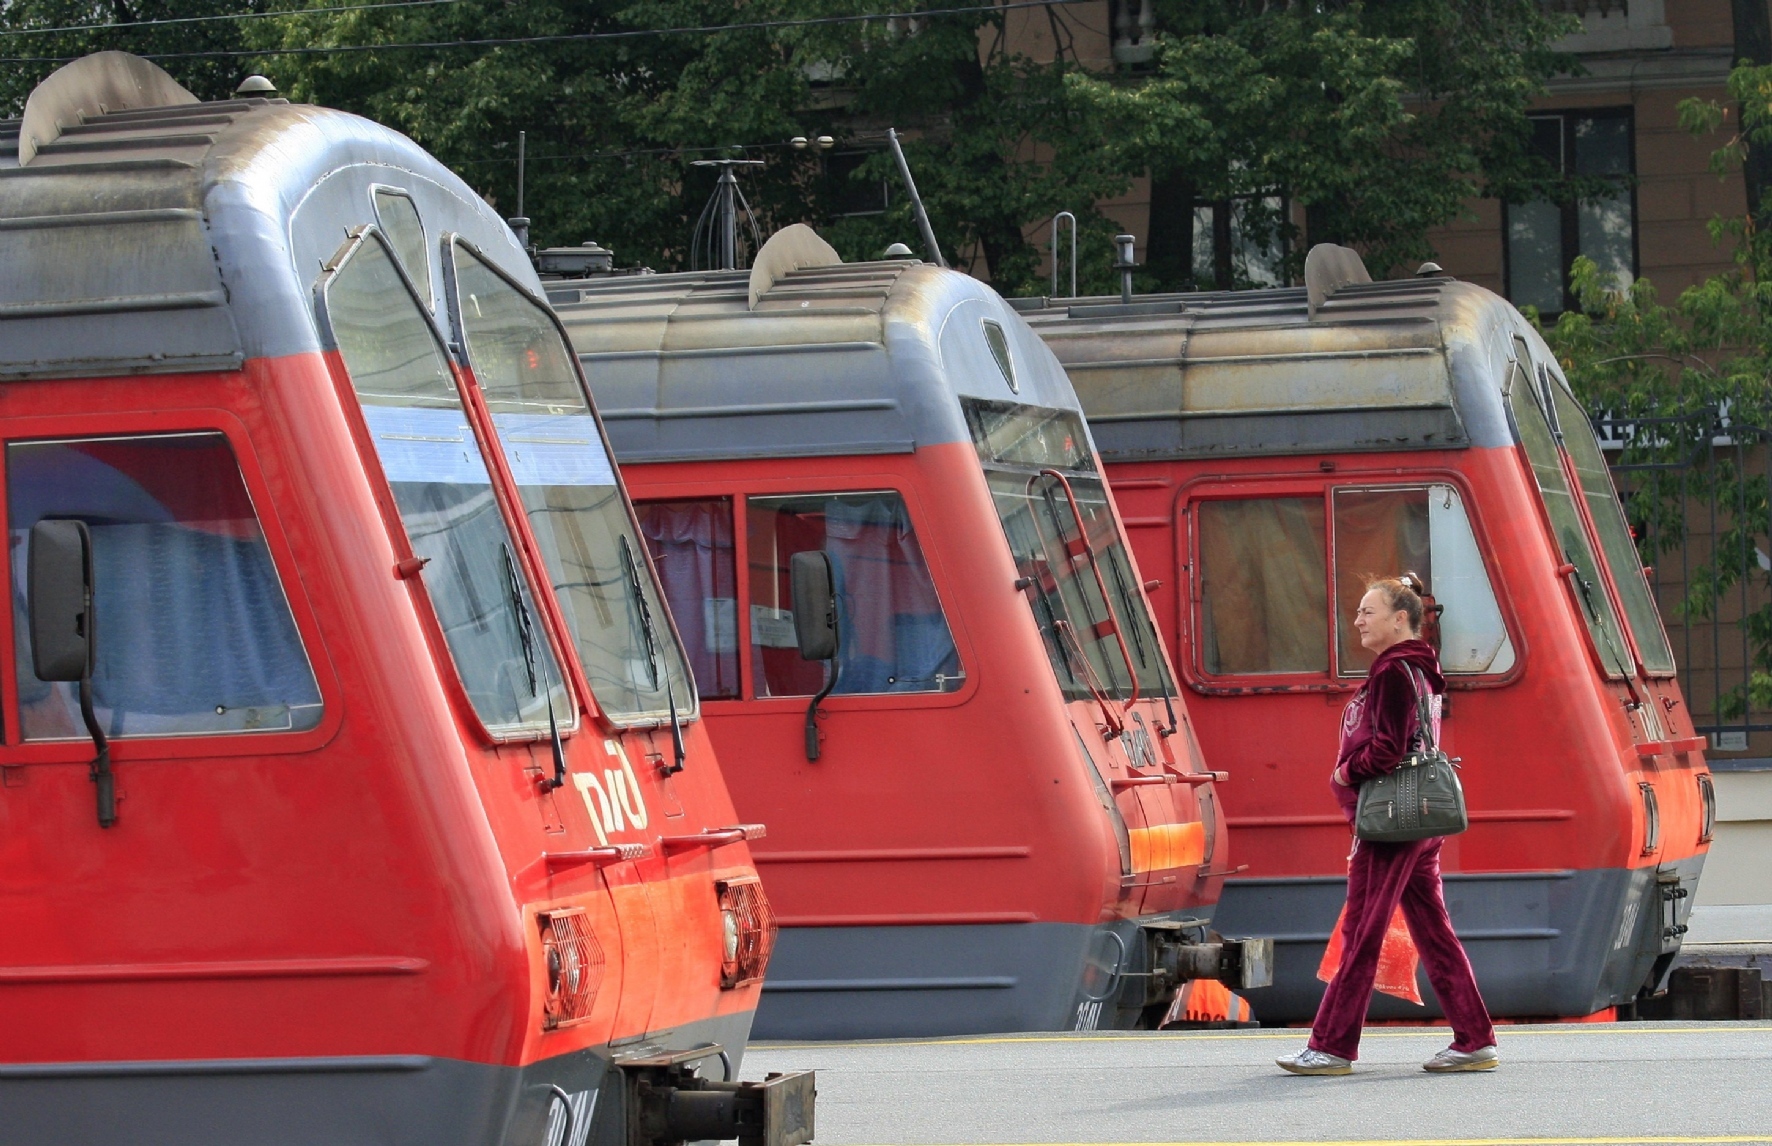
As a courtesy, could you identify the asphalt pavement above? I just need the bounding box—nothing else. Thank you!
[746,1023,1772,1146]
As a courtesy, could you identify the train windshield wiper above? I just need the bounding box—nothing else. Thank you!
[502,543,567,790]
[619,534,686,774]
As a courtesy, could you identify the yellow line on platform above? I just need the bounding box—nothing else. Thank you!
[845,1139,1769,1146]
[758,1026,1772,1051]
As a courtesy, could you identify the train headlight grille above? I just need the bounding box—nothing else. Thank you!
[1698,773,1717,845]
[716,877,777,989]
[1638,782,1661,856]
[538,907,604,1029]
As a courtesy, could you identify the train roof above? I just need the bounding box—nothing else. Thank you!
[1013,260,1564,460]
[0,52,534,380]
[550,229,1087,465]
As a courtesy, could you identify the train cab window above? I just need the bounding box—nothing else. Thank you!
[965,399,1174,700]
[1196,498,1328,675]
[1549,385,1676,675]
[448,240,696,722]
[1508,365,1634,677]
[1333,487,1515,676]
[372,189,431,301]
[637,499,740,700]
[322,231,573,736]
[747,492,961,697]
[9,433,323,739]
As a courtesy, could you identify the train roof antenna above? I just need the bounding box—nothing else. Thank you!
[886,128,946,268]
[690,157,765,271]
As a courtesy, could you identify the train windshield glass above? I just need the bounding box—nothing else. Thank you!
[963,398,1173,702]
[450,242,696,723]
[324,234,573,735]
[1509,366,1634,677]
[1550,385,1677,675]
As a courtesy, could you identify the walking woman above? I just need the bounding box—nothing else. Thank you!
[1276,576,1498,1076]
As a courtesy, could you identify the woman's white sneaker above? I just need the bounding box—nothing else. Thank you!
[1423,1044,1499,1072]
[1276,1048,1352,1075]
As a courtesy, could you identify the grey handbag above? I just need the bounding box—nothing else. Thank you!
[1353,665,1468,843]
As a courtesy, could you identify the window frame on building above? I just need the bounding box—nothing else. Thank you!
[1502,106,1639,317]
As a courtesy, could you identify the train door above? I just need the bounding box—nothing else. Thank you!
[630,481,973,882]
[1179,475,1520,875]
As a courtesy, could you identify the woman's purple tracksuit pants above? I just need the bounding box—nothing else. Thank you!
[1307,836,1496,1061]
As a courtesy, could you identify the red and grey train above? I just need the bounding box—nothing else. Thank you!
[546,225,1268,1039]
[1016,245,1712,1020]
[0,53,810,1145]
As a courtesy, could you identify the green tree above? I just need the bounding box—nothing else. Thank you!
[0,0,265,109]
[1544,62,1772,714]
[1067,0,1578,287]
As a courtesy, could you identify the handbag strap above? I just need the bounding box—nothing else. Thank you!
[1402,663,1438,754]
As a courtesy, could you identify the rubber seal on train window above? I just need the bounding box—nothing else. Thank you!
[982,319,1017,393]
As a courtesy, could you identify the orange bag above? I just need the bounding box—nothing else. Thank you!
[1316,902,1423,1005]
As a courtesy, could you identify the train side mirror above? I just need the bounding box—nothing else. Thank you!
[29,519,94,682]
[789,551,838,661]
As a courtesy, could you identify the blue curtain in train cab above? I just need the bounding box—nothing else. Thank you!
[823,495,958,694]
[9,438,322,738]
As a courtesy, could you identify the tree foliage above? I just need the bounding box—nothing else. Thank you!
[1067,0,1577,282]
[0,0,1573,293]
[1545,63,1772,714]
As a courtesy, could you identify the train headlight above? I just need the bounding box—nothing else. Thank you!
[722,908,741,963]
[715,877,778,990]
[538,907,604,1029]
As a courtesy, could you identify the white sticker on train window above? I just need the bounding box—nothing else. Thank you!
[489,412,617,487]
[751,604,798,648]
[360,405,490,485]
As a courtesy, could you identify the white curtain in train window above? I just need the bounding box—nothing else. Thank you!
[638,500,739,699]
[1196,497,1328,674]
[9,434,323,739]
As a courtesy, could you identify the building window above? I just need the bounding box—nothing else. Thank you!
[1505,109,1635,315]
[1193,196,1286,290]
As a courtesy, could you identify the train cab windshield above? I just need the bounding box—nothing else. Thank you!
[323,231,573,736]
[446,239,696,723]
[963,398,1174,702]
[1505,353,1675,677]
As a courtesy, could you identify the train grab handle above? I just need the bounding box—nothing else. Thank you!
[1039,468,1141,712]
[29,519,114,828]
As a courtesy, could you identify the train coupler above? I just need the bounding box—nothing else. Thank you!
[623,1048,814,1146]
[1137,923,1273,1006]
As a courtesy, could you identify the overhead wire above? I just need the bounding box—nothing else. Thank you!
[0,0,470,38]
[0,0,1093,63]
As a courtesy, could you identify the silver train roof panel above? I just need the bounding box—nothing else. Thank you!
[0,54,537,381]
[1018,275,1549,458]
[553,256,1089,464]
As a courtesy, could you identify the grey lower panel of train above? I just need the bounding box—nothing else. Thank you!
[755,915,1216,1039]
[1213,857,1705,1022]
[0,1011,755,1146]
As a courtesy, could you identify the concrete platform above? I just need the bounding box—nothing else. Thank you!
[749,1024,1772,1145]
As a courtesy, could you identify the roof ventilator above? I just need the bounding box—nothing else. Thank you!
[1303,243,1372,319]
[17,51,198,166]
